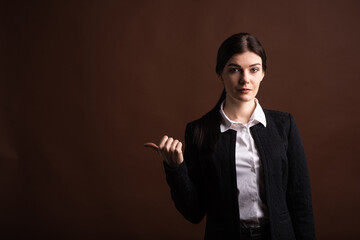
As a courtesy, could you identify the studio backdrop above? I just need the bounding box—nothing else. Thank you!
[1,0,359,239]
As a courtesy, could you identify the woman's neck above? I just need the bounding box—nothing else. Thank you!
[223,97,256,124]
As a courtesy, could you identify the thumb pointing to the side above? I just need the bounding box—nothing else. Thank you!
[144,142,159,152]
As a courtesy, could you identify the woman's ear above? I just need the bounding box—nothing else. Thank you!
[260,71,265,81]
[219,74,224,82]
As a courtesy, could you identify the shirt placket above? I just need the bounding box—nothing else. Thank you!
[244,126,258,219]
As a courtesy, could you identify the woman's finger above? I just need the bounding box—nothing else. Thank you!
[175,141,182,155]
[143,142,159,152]
[165,137,174,152]
[159,135,169,149]
[171,139,179,152]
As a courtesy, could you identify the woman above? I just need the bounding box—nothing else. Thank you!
[145,33,315,240]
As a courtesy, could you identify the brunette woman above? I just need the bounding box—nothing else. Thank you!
[145,33,315,240]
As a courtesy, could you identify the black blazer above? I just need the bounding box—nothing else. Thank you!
[164,109,315,240]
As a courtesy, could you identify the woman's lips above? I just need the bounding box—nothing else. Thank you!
[237,88,251,93]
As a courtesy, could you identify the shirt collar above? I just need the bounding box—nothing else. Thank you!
[219,99,267,133]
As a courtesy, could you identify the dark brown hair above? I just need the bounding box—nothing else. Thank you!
[193,33,267,152]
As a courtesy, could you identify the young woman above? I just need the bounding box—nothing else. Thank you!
[145,33,315,240]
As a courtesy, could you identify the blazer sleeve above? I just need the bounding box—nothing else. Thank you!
[286,114,316,239]
[163,122,206,224]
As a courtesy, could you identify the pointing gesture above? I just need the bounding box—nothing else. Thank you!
[144,135,184,168]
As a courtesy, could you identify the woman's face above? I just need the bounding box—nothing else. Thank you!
[220,51,265,104]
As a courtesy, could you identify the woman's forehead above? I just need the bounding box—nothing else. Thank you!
[227,52,262,66]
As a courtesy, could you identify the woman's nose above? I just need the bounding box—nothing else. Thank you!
[238,72,250,84]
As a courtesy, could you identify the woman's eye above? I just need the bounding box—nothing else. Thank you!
[229,68,240,73]
[250,68,259,73]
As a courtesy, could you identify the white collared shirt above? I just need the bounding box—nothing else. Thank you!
[219,99,268,225]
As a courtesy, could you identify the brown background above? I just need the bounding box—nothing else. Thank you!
[1,0,360,239]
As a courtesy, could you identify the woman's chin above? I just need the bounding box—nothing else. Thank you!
[234,95,255,103]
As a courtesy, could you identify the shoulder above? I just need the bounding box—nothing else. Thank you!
[263,109,301,137]
[184,108,220,151]
[263,109,291,120]
[263,109,296,132]
[186,108,219,132]
[185,117,201,136]
[263,109,294,123]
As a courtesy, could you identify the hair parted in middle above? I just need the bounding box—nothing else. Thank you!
[192,33,267,153]
[216,32,267,75]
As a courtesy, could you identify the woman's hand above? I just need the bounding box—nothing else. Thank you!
[144,135,184,168]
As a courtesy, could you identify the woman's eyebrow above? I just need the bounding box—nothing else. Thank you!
[227,63,262,68]
[227,63,241,67]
